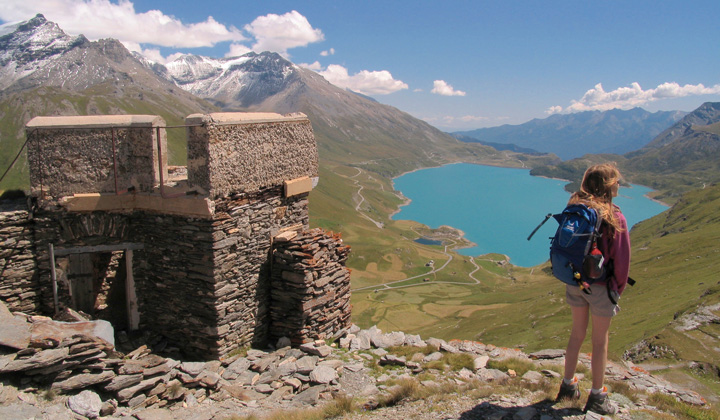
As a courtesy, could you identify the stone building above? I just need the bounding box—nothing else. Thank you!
[0,112,351,359]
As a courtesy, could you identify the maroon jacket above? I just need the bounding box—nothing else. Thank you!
[598,209,631,295]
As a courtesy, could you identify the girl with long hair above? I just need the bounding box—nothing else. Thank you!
[555,163,631,415]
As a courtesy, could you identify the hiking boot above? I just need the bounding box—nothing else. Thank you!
[584,387,617,415]
[555,377,580,401]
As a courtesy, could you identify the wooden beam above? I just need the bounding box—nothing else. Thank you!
[53,243,144,256]
[49,243,59,315]
[125,249,139,331]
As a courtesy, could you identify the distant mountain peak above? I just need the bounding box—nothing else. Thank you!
[0,13,87,90]
[152,50,300,108]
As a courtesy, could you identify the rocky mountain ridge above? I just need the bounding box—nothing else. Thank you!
[0,14,87,90]
[150,52,300,110]
[529,101,720,201]
[640,102,720,150]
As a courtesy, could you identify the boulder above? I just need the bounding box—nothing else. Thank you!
[529,349,565,360]
[309,365,337,384]
[521,370,545,384]
[294,385,325,405]
[474,355,490,370]
[67,390,102,419]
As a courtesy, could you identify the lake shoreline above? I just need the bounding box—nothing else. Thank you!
[390,162,669,267]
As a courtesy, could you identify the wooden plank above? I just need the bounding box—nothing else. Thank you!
[53,243,144,256]
[125,250,139,331]
[49,244,59,315]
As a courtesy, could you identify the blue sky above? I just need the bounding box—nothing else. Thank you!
[2,0,719,130]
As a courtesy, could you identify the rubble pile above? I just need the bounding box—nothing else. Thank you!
[0,300,709,419]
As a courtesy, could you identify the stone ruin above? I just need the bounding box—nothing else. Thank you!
[0,112,352,360]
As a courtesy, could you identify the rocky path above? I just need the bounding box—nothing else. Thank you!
[1,323,713,420]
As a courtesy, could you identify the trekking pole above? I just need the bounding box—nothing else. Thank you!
[527,213,553,241]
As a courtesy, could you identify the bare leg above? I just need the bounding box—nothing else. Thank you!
[564,305,589,381]
[590,315,612,389]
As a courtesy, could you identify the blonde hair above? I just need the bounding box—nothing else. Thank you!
[568,163,624,235]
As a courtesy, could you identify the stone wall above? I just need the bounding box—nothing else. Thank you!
[0,198,39,313]
[211,186,311,357]
[131,212,217,359]
[1,111,349,360]
[186,113,318,199]
[25,115,166,199]
[270,229,352,346]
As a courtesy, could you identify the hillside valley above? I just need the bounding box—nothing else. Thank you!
[1,14,720,414]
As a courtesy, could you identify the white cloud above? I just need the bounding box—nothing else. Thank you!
[0,0,245,48]
[317,64,408,95]
[431,80,466,96]
[555,82,720,113]
[545,105,563,115]
[244,10,323,58]
[299,61,323,71]
[320,48,335,56]
[226,43,252,58]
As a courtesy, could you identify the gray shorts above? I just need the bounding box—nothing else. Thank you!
[565,284,620,317]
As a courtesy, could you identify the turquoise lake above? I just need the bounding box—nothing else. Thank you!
[392,163,669,267]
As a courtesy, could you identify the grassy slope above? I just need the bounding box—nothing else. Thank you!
[616,184,720,360]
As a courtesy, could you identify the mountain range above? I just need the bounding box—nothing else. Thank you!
[528,102,720,202]
[454,107,687,160]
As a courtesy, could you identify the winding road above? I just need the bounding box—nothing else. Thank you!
[346,166,504,293]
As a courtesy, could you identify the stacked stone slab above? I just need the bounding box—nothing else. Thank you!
[0,112,349,359]
[0,199,39,313]
[270,228,352,346]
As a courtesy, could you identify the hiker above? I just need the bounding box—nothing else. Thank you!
[555,163,631,415]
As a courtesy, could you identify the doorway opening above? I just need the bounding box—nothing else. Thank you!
[50,243,143,331]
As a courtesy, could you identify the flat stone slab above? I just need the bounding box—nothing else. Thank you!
[529,349,565,359]
[0,302,30,350]
[0,347,69,373]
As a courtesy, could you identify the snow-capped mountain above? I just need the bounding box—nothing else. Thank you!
[0,14,217,104]
[153,52,300,109]
[0,14,87,90]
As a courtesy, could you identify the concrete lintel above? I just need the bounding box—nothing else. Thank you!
[26,115,165,130]
[284,176,313,197]
[61,193,214,218]
[185,112,308,126]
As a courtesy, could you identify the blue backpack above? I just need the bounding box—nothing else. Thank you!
[528,204,606,292]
